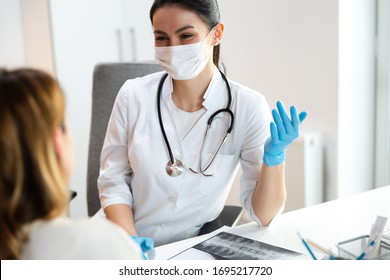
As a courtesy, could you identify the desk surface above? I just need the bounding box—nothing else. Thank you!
[154,185,390,260]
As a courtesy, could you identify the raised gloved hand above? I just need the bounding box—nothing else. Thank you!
[263,101,307,167]
[131,236,154,259]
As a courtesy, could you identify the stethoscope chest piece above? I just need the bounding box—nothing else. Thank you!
[166,159,184,177]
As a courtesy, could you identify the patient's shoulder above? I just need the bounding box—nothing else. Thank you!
[21,217,141,260]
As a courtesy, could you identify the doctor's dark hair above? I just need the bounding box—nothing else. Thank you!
[0,68,68,259]
[150,0,221,67]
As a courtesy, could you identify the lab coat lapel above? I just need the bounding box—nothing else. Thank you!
[181,69,229,150]
[161,69,230,165]
[160,77,187,163]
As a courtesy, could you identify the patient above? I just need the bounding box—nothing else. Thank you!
[0,68,142,260]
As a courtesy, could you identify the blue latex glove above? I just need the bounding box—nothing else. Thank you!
[131,236,154,259]
[131,236,154,252]
[263,101,307,167]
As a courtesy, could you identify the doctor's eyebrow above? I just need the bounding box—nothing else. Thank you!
[153,25,195,35]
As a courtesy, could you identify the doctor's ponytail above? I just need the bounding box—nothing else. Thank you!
[150,0,222,68]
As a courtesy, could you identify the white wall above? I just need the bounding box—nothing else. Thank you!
[219,0,339,200]
[221,0,377,201]
[0,0,25,67]
[20,0,54,74]
[338,0,376,197]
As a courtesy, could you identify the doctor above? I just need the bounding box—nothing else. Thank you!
[98,0,307,249]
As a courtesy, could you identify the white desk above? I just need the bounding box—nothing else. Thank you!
[154,185,390,260]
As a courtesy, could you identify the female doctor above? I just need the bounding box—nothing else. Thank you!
[98,0,307,250]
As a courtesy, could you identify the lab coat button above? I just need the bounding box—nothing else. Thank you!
[168,196,176,203]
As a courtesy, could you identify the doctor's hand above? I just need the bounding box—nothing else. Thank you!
[131,236,154,258]
[263,101,307,167]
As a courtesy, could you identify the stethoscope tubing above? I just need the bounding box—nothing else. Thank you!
[157,69,234,174]
[157,73,174,163]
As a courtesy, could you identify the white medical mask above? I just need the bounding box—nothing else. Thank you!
[154,29,215,80]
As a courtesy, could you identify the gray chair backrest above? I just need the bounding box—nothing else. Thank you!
[87,62,162,216]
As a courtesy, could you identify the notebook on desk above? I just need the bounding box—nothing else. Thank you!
[169,231,308,260]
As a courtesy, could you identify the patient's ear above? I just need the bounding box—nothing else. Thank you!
[53,124,74,181]
[53,127,65,160]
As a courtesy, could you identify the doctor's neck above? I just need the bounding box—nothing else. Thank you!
[172,62,214,112]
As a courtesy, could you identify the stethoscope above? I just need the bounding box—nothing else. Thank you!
[157,69,234,177]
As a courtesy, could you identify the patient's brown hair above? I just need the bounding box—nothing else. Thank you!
[0,68,68,259]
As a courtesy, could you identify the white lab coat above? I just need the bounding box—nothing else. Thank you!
[98,67,272,246]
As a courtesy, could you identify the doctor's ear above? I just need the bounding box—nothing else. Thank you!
[213,22,224,46]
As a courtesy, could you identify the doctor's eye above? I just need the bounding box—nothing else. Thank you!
[179,33,193,40]
[155,36,169,41]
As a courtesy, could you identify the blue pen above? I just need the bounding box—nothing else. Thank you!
[298,232,317,260]
[356,240,375,260]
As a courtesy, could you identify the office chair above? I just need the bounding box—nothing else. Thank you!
[87,62,243,235]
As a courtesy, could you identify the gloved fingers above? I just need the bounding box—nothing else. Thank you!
[290,106,299,131]
[272,108,286,139]
[141,238,154,252]
[131,236,154,253]
[290,106,308,133]
[270,122,279,142]
[276,101,294,135]
[299,111,308,123]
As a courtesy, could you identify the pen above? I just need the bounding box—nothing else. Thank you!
[356,240,375,260]
[307,238,337,259]
[297,232,317,260]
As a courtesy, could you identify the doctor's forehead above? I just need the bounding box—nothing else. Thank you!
[152,5,209,34]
